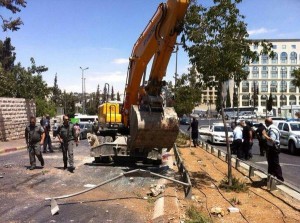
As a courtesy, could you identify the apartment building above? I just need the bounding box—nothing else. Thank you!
[201,39,300,116]
[239,39,300,116]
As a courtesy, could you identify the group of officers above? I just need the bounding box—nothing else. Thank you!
[231,118,284,182]
[25,115,78,172]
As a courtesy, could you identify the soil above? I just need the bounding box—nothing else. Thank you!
[170,144,300,223]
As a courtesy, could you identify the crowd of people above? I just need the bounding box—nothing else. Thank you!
[231,118,284,182]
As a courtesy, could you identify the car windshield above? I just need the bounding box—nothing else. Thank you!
[79,124,85,129]
[290,123,300,131]
[213,126,232,132]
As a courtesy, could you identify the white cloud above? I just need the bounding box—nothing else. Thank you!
[248,27,277,36]
[112,58,129,64]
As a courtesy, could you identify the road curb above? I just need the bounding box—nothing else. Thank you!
[0,146,27,155]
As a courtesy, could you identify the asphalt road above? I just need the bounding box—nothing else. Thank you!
[180,118,300,188]
[0,140,168,222]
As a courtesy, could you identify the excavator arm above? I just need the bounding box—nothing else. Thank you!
[123,0,189,126]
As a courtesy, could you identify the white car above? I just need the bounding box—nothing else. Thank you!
[199,123,233,144]
[277,121,300,155]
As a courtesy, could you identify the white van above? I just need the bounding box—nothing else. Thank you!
[71,114,98,124]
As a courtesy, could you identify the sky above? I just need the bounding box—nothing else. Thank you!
[1,0,300,95]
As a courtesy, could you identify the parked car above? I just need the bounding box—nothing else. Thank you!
[199,123,233,144]
[239,111,256,119]
[79,123,93,140]
[179,117,190,125]
[277,121,300,155]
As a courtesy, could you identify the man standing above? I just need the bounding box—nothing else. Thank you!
[25,116,45,170]
[256,123,267,156]
[263,118,284,181]
[232,121,243,157]
[241,120,253,160]
[57,115,79,172]
[188,117,199,147]
[41,114,53,153]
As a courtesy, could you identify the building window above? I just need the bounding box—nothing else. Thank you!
[272,45,277,49]
[253,44,258,50]
[261,66,268,78]
[242,81,249,92]
[280,52,287,64]
[292,45,296,49]
[281,67,287,78]
[290,82,296,93]
[281,80,287,93]
[271,52,278,64]
[261,54,268,64]
[242,95,250,106]
[290,52,297,64]
[290,95,296,105]
[282,45,286,49]
[252,66,259,78]
[280,95,287,106]
[252,56,259,64]
[271,66,278,78]
[270,81,277,93]
[261,81,268,92]
[251,81,258,92]
[261,95,267,106]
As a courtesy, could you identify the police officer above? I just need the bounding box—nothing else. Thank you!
[57,115,79,172]
[25,116,45,170]
[263,117,284,182]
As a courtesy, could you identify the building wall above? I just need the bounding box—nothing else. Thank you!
[0,97,36,141]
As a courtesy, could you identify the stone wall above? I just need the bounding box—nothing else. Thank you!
[0,97,36,141]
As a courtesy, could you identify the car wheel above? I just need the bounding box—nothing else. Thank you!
[80,133,83,140]
[288,141,296,155]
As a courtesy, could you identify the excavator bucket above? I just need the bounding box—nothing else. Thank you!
[129,105,179,151]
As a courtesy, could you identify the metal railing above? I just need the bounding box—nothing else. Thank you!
[199,140,300,195]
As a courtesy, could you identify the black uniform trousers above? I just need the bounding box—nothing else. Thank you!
[266,146,284,182]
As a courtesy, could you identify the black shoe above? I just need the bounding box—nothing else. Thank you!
[64,165,67,170]
[69,166,75,173]
[49,149,54,153]
[43,150,47,153]
[29,165,35,170]
[40,159,44,167]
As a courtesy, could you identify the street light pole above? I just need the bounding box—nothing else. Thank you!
[80,66,89,114]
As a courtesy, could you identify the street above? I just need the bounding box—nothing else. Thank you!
[180,118,300,188]
[0,140,172,222]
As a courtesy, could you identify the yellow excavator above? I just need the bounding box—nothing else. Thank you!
[91,0,190,164]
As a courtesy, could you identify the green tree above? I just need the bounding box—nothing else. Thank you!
[95,84,100,110]
[0,0,27,32]
[182,0,273,186]
[51,73,61,106]
[291,68,300,87]
[116,92,121,101]
[226,87,231,108]
[110,86,115,101]
[266,93,273,117]
[102,85,108,102]
[233,87,238,108]
[174,65,202,117]
[0,37,16,71]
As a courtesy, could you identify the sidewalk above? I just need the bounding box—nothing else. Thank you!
[0,136,60,155]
